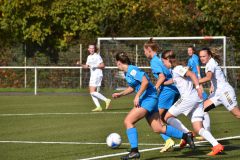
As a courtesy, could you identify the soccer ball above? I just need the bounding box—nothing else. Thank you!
[106,133,122,149]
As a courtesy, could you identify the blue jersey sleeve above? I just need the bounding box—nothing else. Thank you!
[151,60,163,74]
[150,56,164,79]
[129,67,145,82]
[192,54,200,66]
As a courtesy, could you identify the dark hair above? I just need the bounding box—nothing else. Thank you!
[161,50,175,59]
[88,43,98,53]
[115,51,131,65]
[188,45,196,52]
[162,50,184,67]
[200,47,221,64]
[144,38,160,52]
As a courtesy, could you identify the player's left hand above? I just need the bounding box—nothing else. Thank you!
[133,96,140,108]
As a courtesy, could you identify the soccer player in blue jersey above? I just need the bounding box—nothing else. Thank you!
[112,52,195,160]
[187,46,211,140]
[144,38,185,152]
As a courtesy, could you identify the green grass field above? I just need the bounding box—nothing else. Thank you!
[0,92,239,160]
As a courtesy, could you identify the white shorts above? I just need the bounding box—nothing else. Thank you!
[168,95,202,120]
[209,85,237,111]
[89,76,102,87]
[187,103,204,123]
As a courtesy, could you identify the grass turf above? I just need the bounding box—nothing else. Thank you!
[0,93,239,160]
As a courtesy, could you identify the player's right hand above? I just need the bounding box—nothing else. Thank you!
[112,93,121,99]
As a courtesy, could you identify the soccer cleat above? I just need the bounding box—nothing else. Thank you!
[92,107,102,112]
[184,132,195,149]
[179,139,187,149]
[160,138,175,152]
[195,136,205,141]
[105,99,111,109]
[207,144,224,156]
[121,151,140,160]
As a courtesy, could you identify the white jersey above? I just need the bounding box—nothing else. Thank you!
[205,58,228,90]
[86,53,103,77]
[206,58,237,111]
[169,65,203,119]
[172,65,199,98]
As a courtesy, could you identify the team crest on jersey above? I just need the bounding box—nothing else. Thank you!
[179,68,185,75]
[130,70,137,76]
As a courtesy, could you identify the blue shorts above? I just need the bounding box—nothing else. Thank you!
[140,96,158,113]
[158,89,180,109]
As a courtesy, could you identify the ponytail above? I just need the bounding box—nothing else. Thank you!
[144,38,160,52]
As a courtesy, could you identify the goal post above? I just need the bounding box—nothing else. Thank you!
[97,36,227,74]
[97,36,240,91]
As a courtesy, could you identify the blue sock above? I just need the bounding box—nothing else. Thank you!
[126,128,138,149]
[160,134,171,141]
[165,125,183,139]
[202,92,208,101]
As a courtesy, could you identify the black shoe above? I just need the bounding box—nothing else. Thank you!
[120,151,140,160]
[184,132,196,149]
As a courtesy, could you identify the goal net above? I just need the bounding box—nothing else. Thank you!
[98,36,239,91]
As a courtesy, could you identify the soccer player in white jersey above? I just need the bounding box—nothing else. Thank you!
[198,48,240,118]
[81,44,111,112]
[161,50,224,156]
[187,46,211,141]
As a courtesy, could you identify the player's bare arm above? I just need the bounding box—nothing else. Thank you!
[163,78,174,85]
[112,86,134,98]
[199,71,212,84]
[155,73,165,92]
[185,70,203,99]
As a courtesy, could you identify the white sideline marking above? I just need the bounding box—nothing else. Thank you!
[0,112,128,116]
[0,141,161,146]
[77,135,240,160]
[0,110,227,117]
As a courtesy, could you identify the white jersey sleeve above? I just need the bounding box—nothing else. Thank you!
[205,58,216,73]
[205,58,228,90]
[172,65,199,98]
[173,65,188,77]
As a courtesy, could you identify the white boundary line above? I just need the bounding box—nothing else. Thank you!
[77,135,240,160]
[0,110,228,117]
[0,135,239,159]
[0,141,161,146]
[0,112,128,116]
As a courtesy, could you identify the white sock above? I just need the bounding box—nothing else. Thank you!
[91,92,107,101]
[91,95,101,108]
[199,128,218,146]
[203,112,211,132]
[167,117,189,133]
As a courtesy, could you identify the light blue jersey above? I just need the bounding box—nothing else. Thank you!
[150,54,179,109]
[125,65,158,113]
[187,54,200,76]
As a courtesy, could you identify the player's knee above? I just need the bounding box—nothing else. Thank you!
[123,119,133,128]
[204,103,216,112]
[231,106,240,119]
[233,111,240,119]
